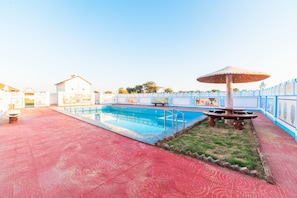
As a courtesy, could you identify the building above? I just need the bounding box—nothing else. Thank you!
[55,75,94,106]
[55,75,92,93]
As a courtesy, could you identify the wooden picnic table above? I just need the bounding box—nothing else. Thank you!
[215,107,245,114]
[152,102,168,107]
[203,111,257,130]
[208,109,225,114]
[210,108,253,115]
[5,109,21,123]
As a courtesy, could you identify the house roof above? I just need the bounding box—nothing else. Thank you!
[55,75,92,86]
[0,83,19,92]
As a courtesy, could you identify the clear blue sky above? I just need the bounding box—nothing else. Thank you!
[1,0,297,93]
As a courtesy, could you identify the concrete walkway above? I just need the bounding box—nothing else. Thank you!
[252,113,297,197]
[0,107,296,197]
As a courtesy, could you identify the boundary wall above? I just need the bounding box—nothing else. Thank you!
[100,79,297,141]
[0,79,296,141]
[0,91,50,113]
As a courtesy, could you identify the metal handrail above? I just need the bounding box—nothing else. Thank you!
[173,109,185,131]
[164,109,174,130]
[164,109,185,131]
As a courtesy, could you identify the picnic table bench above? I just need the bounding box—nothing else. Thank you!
[152,97,168,107]
[208,109,225,114]
[152,102,168,107]
[209,108,254,115]
[5,110,21,123]
[203,111,257,130]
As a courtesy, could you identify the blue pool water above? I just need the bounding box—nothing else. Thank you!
[61,106,204,144]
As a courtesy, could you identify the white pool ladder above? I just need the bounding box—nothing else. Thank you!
[164,109,185,131]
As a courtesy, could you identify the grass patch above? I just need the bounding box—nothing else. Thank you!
[166,120,264,175]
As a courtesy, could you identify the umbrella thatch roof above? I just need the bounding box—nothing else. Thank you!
[197,66,271,110]
[0,83,19,92]
[197,66,270,84]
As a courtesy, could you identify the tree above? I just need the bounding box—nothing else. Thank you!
[120,81,161,94]
[233,88,239,92]
[178,90,200,93]
[126,87,136,93]
[143,81,160,93]
[135,85,144,93]
[118,87,128,94]
[164,88,173,93]
[211,89,220,92]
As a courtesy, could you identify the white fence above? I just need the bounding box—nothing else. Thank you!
[0,90,10,117]
[0,91,50,114]
[1,78,297,141]
[102,93,297,141]
[99,78,297,141]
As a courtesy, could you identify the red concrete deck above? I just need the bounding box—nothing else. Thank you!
[0,107,296,197]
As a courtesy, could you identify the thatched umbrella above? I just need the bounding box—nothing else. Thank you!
[0,83,19,92]
[197,66,270,111]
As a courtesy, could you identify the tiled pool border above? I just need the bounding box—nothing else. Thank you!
[51,105,205,145]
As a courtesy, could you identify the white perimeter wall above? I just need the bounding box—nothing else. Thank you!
[234,97,258,108]
[172,97,191,106]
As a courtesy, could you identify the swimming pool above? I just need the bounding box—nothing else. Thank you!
[58,105,204,144]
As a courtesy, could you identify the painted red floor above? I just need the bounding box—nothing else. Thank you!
[0,107,296,197]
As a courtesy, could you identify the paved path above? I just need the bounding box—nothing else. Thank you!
[0,107,296,197]
[252,112,297,197]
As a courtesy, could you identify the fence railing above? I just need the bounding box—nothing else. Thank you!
[1,78,297,141]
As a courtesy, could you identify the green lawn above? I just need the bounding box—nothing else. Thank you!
[164,119,265,177]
